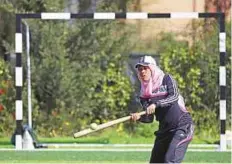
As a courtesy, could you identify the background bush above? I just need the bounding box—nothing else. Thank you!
[0,1,230,143]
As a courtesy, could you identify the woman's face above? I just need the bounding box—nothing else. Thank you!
[137,65,152,81]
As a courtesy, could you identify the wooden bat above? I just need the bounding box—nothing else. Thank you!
[73,111,146,138]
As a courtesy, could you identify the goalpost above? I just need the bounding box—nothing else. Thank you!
[15,12,227,151]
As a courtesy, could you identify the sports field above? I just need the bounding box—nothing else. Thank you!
[0,150,231,163]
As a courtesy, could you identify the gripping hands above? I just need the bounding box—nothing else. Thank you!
[131,103,156,121]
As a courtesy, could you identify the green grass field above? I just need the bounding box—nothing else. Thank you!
[1,133,231,163]
[0,150,231,163]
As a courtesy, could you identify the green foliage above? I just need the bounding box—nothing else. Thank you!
[0,0,67,137]
[135,121,159,138]
[192,109,219,140]
[158,20,231,138]
[27,11,136,136]
[0,0,230,142]
[92,59,133,120]
[0,59,15,136]
[160,45,204,106]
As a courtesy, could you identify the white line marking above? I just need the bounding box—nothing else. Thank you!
[15,67,23,86]
[94,13,115,19]
[39,143,219,148]
[0,148,230,152]
[220,66,226,86]
[220,100,226,120]
[15,33,22,53]
[16,100,23,120]
[219,32,226,52]
[126,12,148,19]
[171,12,199,18]
[15,135,22,150]
[41,13,71,19]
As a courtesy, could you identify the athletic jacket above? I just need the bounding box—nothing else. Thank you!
[139,74,192,136]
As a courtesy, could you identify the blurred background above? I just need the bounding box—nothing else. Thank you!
[0,0,231,146]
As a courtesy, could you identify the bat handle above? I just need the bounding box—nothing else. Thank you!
[132,111,146,117]
[137,111,146,116]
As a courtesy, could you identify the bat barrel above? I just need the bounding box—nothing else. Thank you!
[73,111,146,138]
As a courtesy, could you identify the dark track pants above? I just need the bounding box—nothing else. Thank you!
[149,124,194,163]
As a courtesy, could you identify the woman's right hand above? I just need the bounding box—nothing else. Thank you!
[130,113,141,121]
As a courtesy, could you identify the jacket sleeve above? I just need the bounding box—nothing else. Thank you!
[154,75,179,108]
[138,98,154,123]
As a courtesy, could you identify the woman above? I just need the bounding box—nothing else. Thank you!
[131,56,194,163]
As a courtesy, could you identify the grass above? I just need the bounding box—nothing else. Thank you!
[0,136,219,149]
[0,121,221,145]
[0,151,230,163]
[0,135,221,149]
[0,130,231,163]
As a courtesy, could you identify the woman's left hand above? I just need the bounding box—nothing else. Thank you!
[146,104,156,114]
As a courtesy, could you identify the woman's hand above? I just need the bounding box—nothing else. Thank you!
[130,113,141,121]
[146,104,156,114]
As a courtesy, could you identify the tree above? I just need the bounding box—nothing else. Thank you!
[158,20,231,139]
[24,1,137,136]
